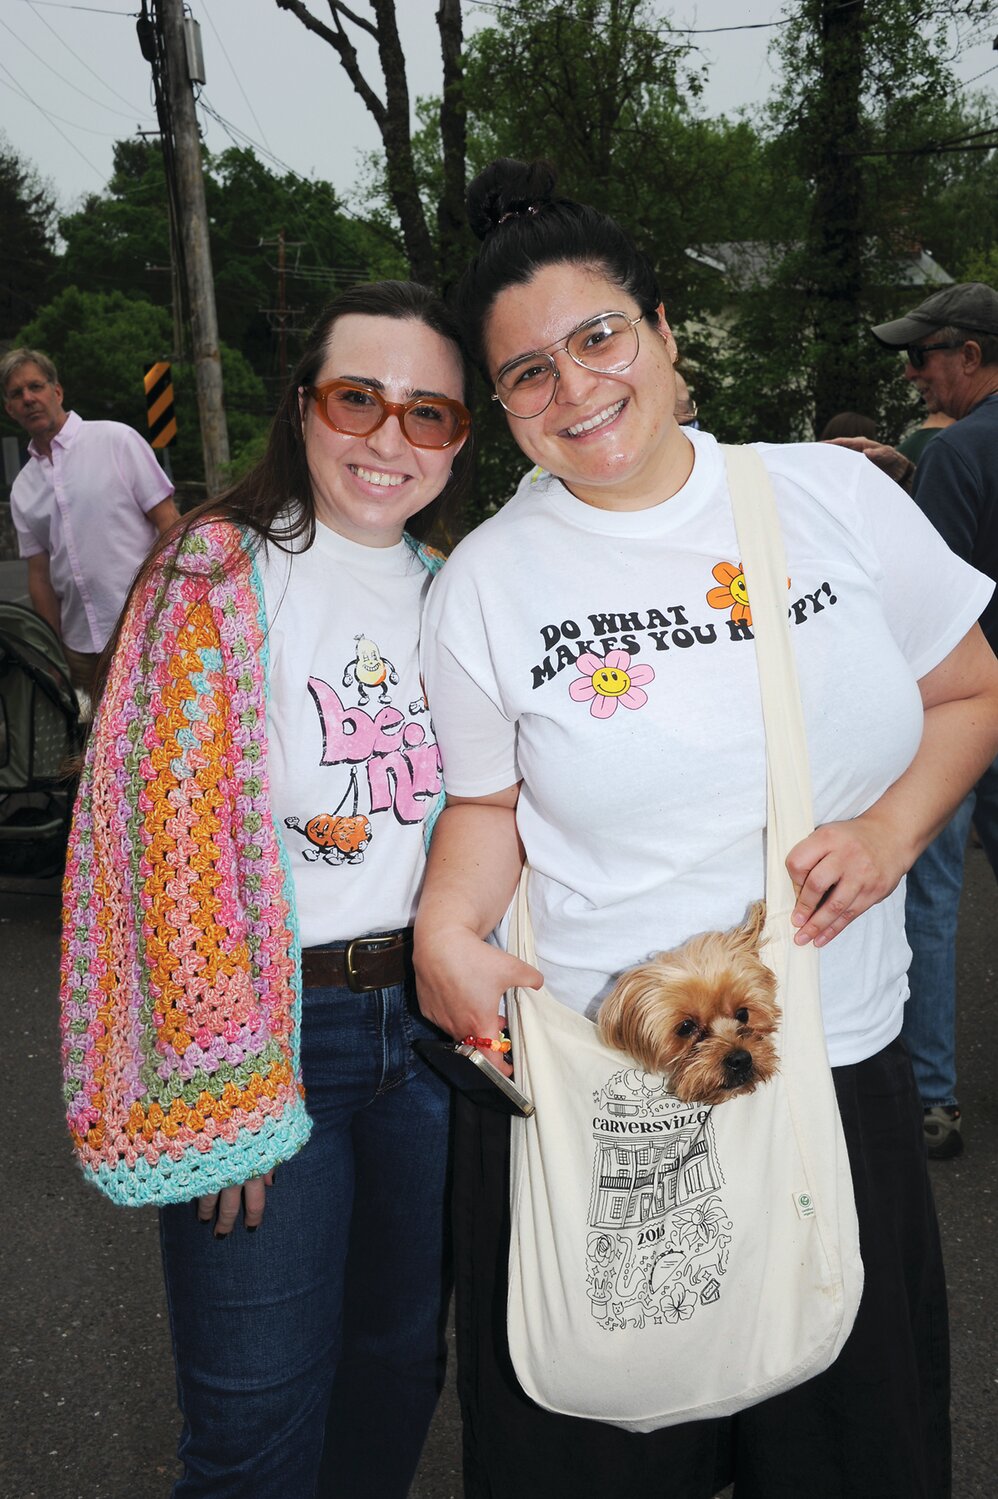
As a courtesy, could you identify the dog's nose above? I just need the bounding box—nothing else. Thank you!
[724,1049,753,1078]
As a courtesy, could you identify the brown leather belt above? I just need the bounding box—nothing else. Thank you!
[300,929,414,994]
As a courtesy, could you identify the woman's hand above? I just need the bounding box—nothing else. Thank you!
[786,811,911,948]
[197,1170,276,1237]
[414,923,542,1075]
[789,626,998,948]
[414,790,539,1071]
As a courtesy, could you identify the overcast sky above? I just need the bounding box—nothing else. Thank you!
[1,0,996,215]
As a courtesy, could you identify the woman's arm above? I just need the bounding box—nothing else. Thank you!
[788,623,998,947]
[414,785,543,1061]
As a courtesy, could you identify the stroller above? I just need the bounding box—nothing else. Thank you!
[0,602,83,879]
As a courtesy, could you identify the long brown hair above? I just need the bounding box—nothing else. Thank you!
[190,277,474,551]
[89,281,474,711]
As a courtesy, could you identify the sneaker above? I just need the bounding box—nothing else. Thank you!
[924,1105,963,1160]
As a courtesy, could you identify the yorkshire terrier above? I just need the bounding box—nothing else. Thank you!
[597,901,781,1106]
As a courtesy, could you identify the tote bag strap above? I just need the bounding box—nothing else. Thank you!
[720,446,814,918]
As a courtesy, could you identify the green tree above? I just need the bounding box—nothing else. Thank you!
[460,0,719,318]
[751,0,995,434]
[55,139,172,309]
[56,141,378,385]
[14,286,267,483]
[959,244,998,285]
[896,94,998,279]
[401,0,786,513]
[204,146,381,380]
[0,134,57,340]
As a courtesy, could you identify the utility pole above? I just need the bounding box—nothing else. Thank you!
[260,229,305,386]
[155,0,229,493]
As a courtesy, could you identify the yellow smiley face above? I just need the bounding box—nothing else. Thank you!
[591,667,632,698]
[730,572,749,606]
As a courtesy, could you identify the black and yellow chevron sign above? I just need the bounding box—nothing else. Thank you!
[144,361,177,448]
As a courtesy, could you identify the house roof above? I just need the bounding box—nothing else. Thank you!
[686,241,953,291]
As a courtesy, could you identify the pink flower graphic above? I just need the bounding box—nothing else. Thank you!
[568,650,655,719]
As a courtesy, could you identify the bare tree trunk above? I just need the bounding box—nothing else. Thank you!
[275,0,464,290]
[368,0,437,285]
[808,0,870,431]
[436,0,468,294]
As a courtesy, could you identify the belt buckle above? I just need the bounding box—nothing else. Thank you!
[344,933,400,994]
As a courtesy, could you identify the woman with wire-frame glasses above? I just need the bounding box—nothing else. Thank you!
[413,159,998,1498]
[60,281,473,1497]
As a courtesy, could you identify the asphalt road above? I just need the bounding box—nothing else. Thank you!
[0,847,994,1499]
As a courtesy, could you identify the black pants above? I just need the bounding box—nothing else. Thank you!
[453,1036,950,1499]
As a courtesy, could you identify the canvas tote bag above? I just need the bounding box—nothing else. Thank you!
[504,445,864,1432]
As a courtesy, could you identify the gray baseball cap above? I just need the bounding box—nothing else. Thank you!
[871,282,998,347]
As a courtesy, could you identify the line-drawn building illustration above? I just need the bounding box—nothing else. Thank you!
[589,1125,723,1229]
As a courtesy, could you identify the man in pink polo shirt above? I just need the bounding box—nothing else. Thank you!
[2,347,180,699]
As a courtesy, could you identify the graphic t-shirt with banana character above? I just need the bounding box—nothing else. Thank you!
[259,518,440,947]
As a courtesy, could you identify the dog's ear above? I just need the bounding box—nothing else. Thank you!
[730,899,767,954]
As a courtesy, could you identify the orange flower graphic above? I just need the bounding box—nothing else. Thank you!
[706,562,791,626]
[707,560,752,625]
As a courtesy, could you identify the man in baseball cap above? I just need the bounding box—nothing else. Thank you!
[870,280,998,351]
[836,283,998,1160]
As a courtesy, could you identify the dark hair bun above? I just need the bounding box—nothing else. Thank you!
[466,158,558,242]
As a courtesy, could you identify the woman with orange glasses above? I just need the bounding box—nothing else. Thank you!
[60,281,471,1497]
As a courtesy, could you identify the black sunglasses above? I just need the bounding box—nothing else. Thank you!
[905,340,965,369]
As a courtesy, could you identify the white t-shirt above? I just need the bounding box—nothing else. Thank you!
[422,430,993,1067]
[259,520,440,947]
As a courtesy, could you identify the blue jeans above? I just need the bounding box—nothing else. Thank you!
[159,974,453,1498]
[903,752,998,1108]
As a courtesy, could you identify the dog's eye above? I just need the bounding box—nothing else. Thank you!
[675,1019,698,1038]
[734,1007,749,1024]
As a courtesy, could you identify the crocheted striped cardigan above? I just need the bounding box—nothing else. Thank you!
[60,520,443,1207]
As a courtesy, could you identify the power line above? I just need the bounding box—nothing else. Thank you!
[0,12,148,121]
[674,19,788,34]
[196,1,272,152]
[470,0,791,35]
[8,0,135,15]
[195,92,400,294]
[196,92,388,236]
[25,0,156,117]
[196,94,378,267]
[959,60,998,90]
[197,94,312,184]
[0,57,104,176]
[0,70,127,138]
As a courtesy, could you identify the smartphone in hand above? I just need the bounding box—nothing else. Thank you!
[413,1040,535,1117]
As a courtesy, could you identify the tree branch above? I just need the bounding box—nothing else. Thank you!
[276,0,464,288]
[326,0,378,39]
[275,0,386,127]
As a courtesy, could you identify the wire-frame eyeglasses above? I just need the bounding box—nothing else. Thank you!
[493,311,646,418]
